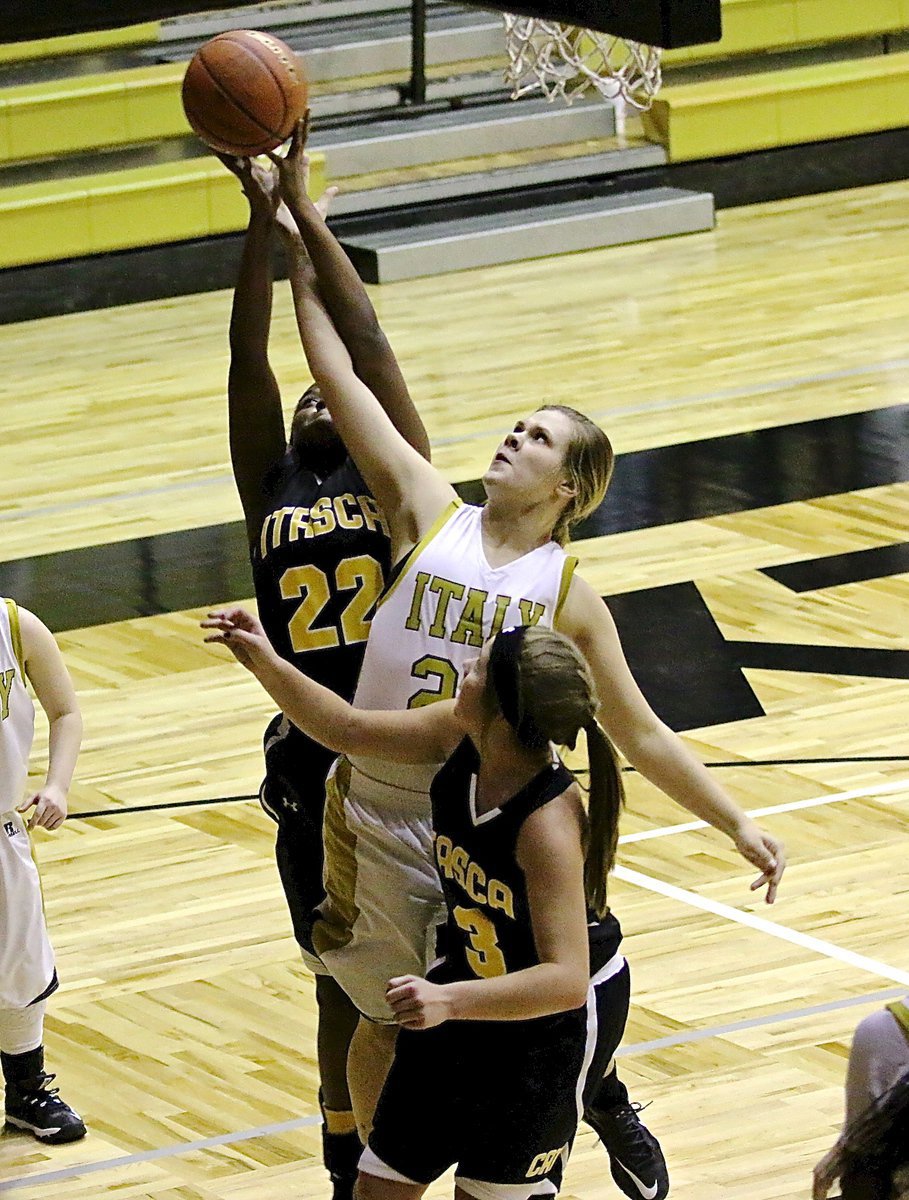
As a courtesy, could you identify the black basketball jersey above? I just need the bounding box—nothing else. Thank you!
[251,453,392,765]
[430,738,622,986]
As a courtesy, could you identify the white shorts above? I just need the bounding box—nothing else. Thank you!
[0,807,55,1010]
[312,759,445,1023]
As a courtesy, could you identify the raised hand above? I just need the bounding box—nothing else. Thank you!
[217,151,282,220]
[267,114,315,212]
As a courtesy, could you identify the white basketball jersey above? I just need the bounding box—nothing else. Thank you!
[0,599,34,811]
[0,597,55,1008]
[351,502,576,791]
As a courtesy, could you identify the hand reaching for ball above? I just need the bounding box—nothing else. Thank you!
[218,113,337,234]
[217,152,282,220]
[267,116,336,218]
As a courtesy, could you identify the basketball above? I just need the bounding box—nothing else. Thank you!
[182,30,308,157]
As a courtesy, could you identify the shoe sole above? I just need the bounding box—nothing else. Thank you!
[4,1115,87,1144]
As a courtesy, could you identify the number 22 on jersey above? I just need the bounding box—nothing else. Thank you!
[280,555,383,652]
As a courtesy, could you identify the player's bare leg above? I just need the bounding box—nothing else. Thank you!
[356,1173,426,1200]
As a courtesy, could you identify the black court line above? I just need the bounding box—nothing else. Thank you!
[762,541,909,592]
[730,642,909,680]
[1,404,907,634]
[66,757,909,820]
[71,794,259,819]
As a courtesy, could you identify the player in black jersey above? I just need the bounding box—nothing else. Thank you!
[220,142,429,1200]
[202,608,726,1200]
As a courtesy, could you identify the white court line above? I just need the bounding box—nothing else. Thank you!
[4,987,905,1194]
[619,777,909,844]
[614,864,909,987]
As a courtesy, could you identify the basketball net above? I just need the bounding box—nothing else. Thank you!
[502,15,662,111]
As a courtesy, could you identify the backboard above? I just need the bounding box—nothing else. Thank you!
[458,0,722,49]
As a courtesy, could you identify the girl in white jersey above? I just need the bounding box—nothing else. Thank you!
[267,124,786,1164]
[0,599,84,1144]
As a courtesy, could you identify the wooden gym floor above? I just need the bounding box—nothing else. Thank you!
[0,178,908,1199]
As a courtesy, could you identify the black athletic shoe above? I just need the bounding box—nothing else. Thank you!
[585,1100,669,1200]
[4,1074,87,1144]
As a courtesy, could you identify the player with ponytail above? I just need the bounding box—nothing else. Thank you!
[205,610,640,1200]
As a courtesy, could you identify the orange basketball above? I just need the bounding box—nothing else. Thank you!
[182,30,308,157]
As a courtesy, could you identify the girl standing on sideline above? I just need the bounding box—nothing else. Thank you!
[205,607,634,1200]
[1,598,84,1144]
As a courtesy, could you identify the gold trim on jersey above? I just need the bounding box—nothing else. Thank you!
[554,555,578,626]
[3,597,25,680]
[377,498,463,611]
[887,999,909,1044]
[311,757,360,957]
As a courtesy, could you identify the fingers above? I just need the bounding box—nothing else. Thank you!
[750,872,778,904]
[385,976,419,1005]
[201,612,234,629]
[759,836,785,904]
[386,976,425,1019]
[290,112,310,155]
[737,826,786,905]
[203,607,251,626]
[21,794,65,831]
[768,837,786,881]
[214,150,241,172]
[314,185,339,220]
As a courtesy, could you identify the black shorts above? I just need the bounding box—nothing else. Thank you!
[364,957,630,1198]
[259,714,337,954]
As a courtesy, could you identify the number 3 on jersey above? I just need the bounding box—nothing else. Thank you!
[281,555,383,653]
[453,905,506,978]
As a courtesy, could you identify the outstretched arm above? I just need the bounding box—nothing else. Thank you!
[222,155,288,544]
[560,575,786,903]
[17,608,82,831]
[269,134,451,556]
[203,607,458,762]
[275,118,430,461]
[271,232,452,555]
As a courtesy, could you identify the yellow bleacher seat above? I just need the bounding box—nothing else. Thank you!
[0,65,186,163]
[0,23,159,65]
[643,51,909,161]
[0,153,327,269]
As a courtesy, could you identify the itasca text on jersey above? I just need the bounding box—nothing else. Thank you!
[259,493,389,557]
